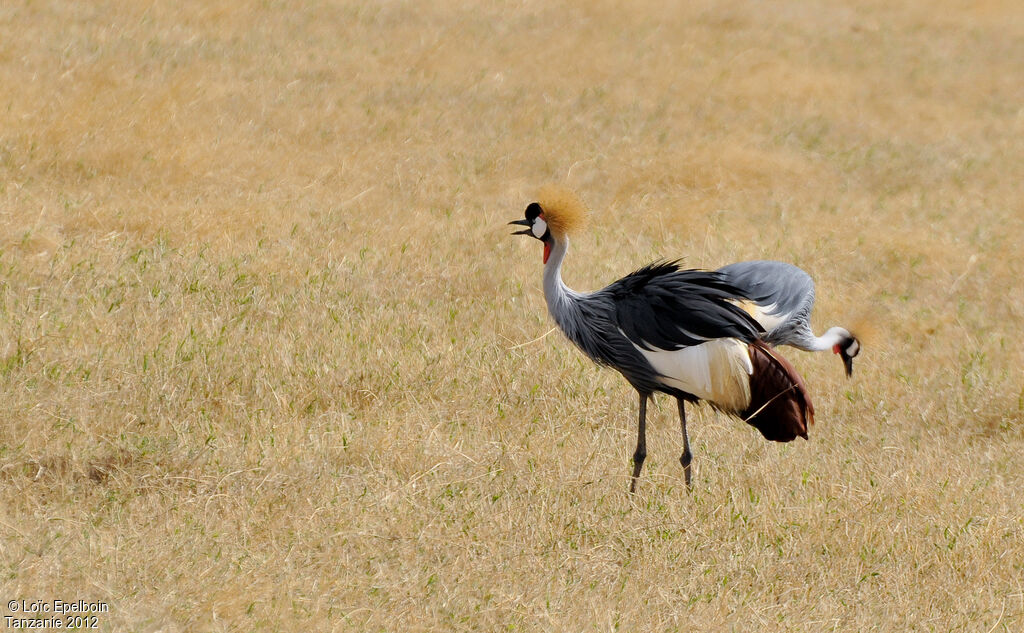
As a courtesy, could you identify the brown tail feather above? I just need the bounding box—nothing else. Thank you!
[741,341,815,442]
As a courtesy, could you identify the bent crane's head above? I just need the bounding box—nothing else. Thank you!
[509,185,588,264]
[827,326,861,377]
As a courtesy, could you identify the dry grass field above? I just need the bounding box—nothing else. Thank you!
[2,0,1023,630]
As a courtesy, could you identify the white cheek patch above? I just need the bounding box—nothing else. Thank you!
[846,340,860,357]
[531,217,548,239]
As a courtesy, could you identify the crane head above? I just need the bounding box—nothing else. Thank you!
[509,186,588,264]
[509,202,554,263]
[829,328,860,377]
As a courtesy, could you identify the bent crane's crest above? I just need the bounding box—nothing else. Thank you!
[536,184,588,237]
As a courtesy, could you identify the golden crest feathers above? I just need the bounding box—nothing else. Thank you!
[536,185,589,236]
[846,314,876,349]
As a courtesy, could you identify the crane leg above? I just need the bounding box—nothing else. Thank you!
[676,398,693,489]
[630,392,649,493]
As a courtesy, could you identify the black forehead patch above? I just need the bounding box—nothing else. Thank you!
[524,202,542,221]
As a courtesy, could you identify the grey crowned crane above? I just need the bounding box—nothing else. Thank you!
[510,187,814,491]
[717,261,861,377]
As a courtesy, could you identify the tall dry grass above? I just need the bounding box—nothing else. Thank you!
[1,0,1022,630]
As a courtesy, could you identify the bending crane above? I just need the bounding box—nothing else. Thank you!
[717,260,860,377]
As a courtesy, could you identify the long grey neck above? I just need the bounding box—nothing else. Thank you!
[539,235,651,390]
[543,236,583,329]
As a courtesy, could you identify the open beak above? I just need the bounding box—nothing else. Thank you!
[509,218,531,236]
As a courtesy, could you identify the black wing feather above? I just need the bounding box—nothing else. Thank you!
[603,260,763,351]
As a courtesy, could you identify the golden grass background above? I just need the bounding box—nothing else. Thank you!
[2,0,1022,630]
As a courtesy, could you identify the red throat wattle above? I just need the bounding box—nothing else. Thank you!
[543,242,552,264]
[832,344,840,354]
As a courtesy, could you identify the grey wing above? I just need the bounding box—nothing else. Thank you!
[717,260,815,336]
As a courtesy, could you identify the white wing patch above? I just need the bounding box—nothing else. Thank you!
[755,303,790,332]
[635,339,753,413]
[731,299,789,332]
